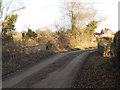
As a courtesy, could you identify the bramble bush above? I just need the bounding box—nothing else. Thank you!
[112,30,120,69]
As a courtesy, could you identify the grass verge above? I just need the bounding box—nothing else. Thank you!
[73,51,119,88]
[2,50,55,78]
[54,42,97,53]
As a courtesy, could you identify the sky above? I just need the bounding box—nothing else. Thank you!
[13,0,120,33]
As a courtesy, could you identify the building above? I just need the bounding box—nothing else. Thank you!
[99,28,114,38]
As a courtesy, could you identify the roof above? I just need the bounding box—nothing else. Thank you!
[100,28,112,34]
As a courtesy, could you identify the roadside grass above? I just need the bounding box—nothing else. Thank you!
[74,42,97,50]
[2,42,97,78]
[53,42,97,53]
[73,51,117,88]
[2,50,55,78]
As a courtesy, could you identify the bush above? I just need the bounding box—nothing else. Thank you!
[112,30,120,69]
[97,42,105,56]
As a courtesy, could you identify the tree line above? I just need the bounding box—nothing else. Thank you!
[2,0,99,49]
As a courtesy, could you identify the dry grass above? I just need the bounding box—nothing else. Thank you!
[2,50,55,78]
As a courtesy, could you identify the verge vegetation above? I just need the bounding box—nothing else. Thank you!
[73,51,117,88]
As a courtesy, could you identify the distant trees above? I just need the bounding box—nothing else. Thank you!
[86,20,98,35]
[61,0,96,38]
[58,0,98,47]
[22,29,37,40]
[2,0,101,51]
[55,30,70,48]
[26,29,37,39]
[85,20,98,42]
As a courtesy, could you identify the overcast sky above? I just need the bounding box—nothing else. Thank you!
[14,0,119,33]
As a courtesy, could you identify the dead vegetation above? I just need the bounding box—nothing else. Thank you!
[73,51,118,88]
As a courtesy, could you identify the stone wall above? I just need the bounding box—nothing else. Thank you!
[23,44,46,54]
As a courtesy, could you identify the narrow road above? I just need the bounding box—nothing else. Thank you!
[3,48,96,88]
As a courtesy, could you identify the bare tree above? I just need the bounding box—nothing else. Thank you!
[0,0,1,12]
[60,0,96,32]
[1,0,25,35]
[1,0,25,25]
